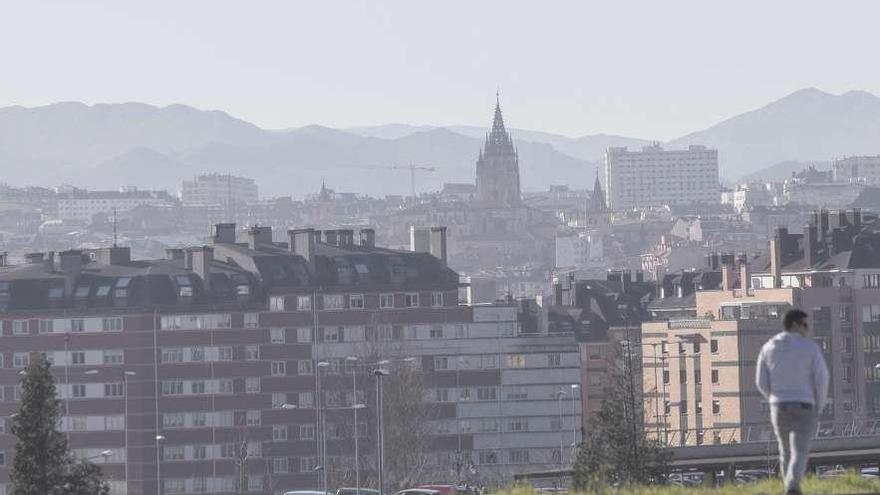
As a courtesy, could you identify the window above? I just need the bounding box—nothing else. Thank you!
[273,457,289,474]
[506,386,528,400]
[193,446,208,460]
[218,346,233,361]
[12,320,28,335]
[477,387,497,401]
[164,446,185,460]
[843,366,853,383]
[163,414,185,428]
[296,295,312,311]
[710,339,719,354]
[245,345,259,361]
[164,480,186,494]
[162,348,183,363]
[662,370,670,384]
[507,417,528,432]
[298,360,314,375]
[840,305,852,323]
[269,296,285,312]
[434,389,450,402]
[322,326,344,342]
[431,292,444,307]
[244,312,259,328]
[39,319,53,334]
[218,379,233,394]
[480,419,499,432]
[680,401,688,414]
[693,342,701,354]
[404,293,419,308]
[273,425,288,441]
[71,352,86,365]
[711,369,719,384]
[479,355,498,369]
[429,325,444,339]
[695,401,703,414]
[712,400,721,414]
[103,350,124,364]
[270,328,286,344]
[102,318,123,332]
[13,352,30,368]
[379,293,394,309]
[70,318,86,333]
[192,413,207,427]
[104,382,124,397]
[865,274,880,288]
[245,378,260,393]
[246,410,261,426]
[189,347,204,361]
[694,369,702,384]
[433,357,449,370]
[548,353,562,367]
[296,327,313,343]
[349,294,365,309]
[679,370,687,384]
[322,294,344,310]
[162,381,184,396]
[478,451,498,465]
[71,384,86,398]
[271,361,286,376]
[299,424,316,440]
[506,354,526,368]
[70,416,87,431]
[677,342,685,354]
[299,392,314,408]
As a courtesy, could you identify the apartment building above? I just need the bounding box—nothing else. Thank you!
[604,144,719,210]
[834,155,880,184]
[0,224,581,494]
[56,189,175,222]
[642,209,880,446]
[181,173,258,207]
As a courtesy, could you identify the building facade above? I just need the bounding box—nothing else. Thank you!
[604,144,719,210]
[57,189,175,222]
[0,224,581,494]
[833,155,880,184]
[181,174,259,208]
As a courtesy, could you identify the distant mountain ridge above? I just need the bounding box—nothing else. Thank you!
[1,88,880,196]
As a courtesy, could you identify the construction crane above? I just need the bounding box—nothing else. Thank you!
[342,163,436,203]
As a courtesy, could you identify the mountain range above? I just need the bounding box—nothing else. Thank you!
[1,88,879,197]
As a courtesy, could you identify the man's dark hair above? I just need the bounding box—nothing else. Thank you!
[783,309,808,331]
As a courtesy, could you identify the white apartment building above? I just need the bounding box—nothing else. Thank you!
[56,189,174,222]
[181,173,258,206]
[833,155,880,185]
[604,144,719,210]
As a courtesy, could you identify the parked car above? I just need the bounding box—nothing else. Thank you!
[396,489,442,495]
[337,488,383,495]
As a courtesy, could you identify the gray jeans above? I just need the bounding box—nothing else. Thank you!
[771,403,818,492]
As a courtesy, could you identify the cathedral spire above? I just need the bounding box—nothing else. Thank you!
[589,168,607,212]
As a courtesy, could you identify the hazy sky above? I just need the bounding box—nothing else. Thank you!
[1,0,877,139]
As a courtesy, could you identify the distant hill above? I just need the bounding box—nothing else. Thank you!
[668,88,880,179]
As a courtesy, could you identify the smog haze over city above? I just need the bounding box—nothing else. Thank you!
[2,2,880,495]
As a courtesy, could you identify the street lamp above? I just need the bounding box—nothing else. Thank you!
[155,434,165,493]
[281,403,299,410]
[570,384,580,450]
[317,360,330,494]
[373,368,390,495]
[455,356,467,484]
[87,369,135,493]
[346,356,361,495]
[555,389,567,470]
[86,449,114,461]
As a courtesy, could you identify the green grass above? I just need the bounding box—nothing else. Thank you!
[502,472,880,494]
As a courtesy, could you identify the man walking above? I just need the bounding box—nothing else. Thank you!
[756,309,829,495]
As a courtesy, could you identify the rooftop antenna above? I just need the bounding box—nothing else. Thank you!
[112,207,118,247]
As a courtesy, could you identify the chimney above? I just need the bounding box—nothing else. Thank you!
[554,282,563,306]
[96,246,130,266]
[166,248,185,261]
[247,226,272,250]
[324,230,339,246]
[289,228,317,263]
[60,250,83,296]
[338,229,355,246]
[721,264,734,291]
[803,224,817,267]
[359,229,376,248]
[409,226,430,253]
[853,208,862,229]
[214,223,237,244]
[189,246,214,292]
[44,251,55,272]
[739,260,751,291]
[429,227,448,267]
[819,209,830,240]
[769,237,782,289]
[25,252,45,264]
[621,269,631,294]
[0,252,7,267]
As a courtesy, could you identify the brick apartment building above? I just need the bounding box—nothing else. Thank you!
[0,224,581,495]
[642,209,880,446]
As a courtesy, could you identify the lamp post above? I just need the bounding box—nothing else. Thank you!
[86,449,114,461]
[373,368,390,495]
[86,368,136,492]
[317,360,330,494]
[155,434,165,493]
[346,356,361,495]
[455,356,467,484]
[569,384,580,451]
[556,389,567,469]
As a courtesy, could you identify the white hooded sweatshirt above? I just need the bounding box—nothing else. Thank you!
[756,331,830,411]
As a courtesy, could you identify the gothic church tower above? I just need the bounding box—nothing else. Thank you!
[475,94,522,206]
